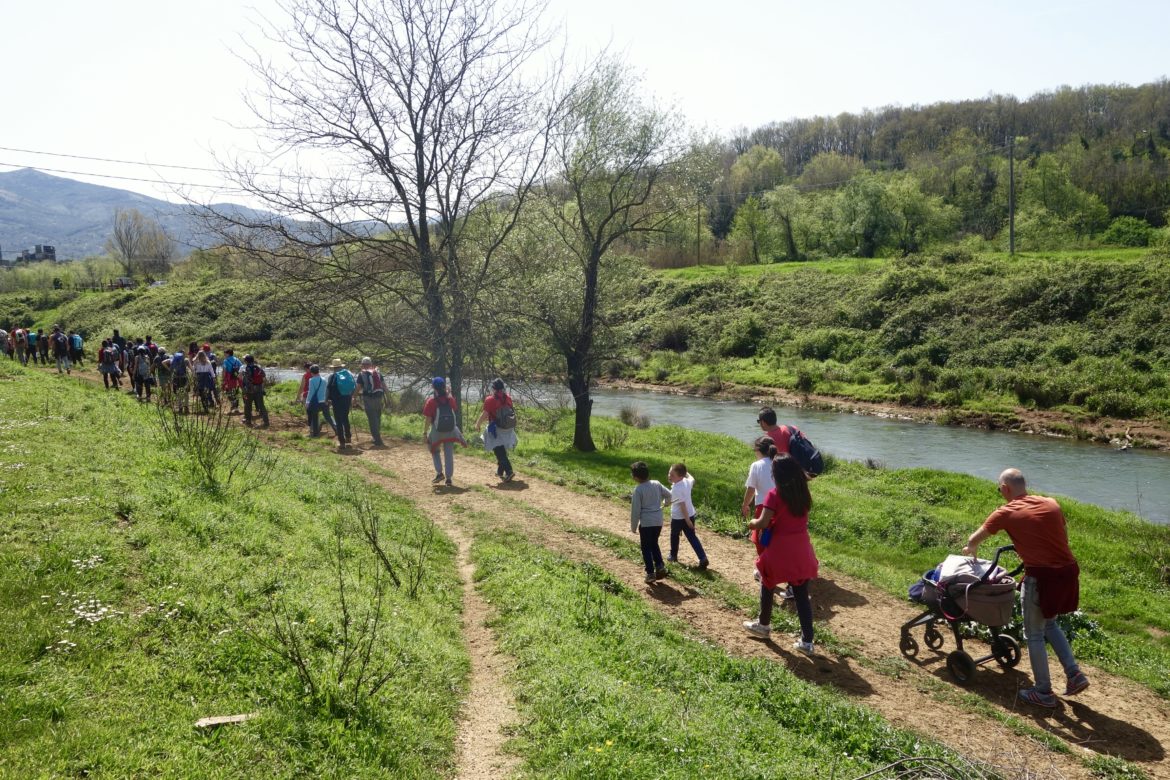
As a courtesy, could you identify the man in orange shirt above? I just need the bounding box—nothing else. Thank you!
[963,468,1089,708]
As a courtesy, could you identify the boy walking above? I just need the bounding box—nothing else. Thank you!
[630,461,672,585]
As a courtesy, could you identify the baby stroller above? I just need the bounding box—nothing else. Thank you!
[900,545,1023,685]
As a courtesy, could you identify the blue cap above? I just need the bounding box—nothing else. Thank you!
[431,376,445,388]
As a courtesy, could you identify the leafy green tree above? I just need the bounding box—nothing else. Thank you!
[884,174,960,255]
[763,185,803,261]
[1101,216,1153,247]
[798,152,864,190]
[727,145,785,199]
[534,59,697,451]
[833,173,896,257]
[728,197,777,263]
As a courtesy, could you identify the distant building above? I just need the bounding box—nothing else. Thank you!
[18,244,57,262]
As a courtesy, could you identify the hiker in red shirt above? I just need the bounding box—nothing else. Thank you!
[963,468,1089,708]
[475,378,517,482]
[755,407,791,454]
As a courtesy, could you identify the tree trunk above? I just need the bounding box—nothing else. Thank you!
[568,363,595,452]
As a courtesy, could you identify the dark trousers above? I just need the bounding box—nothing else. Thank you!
[492,445,513,477]
[759,581,814,642]
[362,395,383,444]
[669,516,707,563]
[244,391,269,425]
[307,400,327,436]
[638,525,665,575]
[333,396,352,443]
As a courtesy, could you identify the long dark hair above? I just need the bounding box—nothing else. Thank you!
[771,454,812,517]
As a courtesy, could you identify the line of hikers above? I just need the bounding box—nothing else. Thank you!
[2,324,84,373]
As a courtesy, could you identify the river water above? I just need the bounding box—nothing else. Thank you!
[269,368,1169,523]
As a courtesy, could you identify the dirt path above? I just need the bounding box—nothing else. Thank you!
[445,521,521,780]
[338,439,1169,780]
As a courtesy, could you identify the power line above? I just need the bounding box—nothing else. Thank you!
[0,160,245,194]
[0,145,227,174]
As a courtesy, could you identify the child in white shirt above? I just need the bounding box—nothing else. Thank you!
[667,463,709,570]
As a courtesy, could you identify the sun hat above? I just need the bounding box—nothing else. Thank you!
[329,358,346,369]
[360,356,372,366]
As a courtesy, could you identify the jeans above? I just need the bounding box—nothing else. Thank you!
[669,516,708,562]
[1021,576,1080,694]
[638,525,665,575]
[362,395,383,444]
[56,355,72,373]
[431,441,454,479]
[333,396,352,443]
[307,400,328,436]
[492,445,513,477]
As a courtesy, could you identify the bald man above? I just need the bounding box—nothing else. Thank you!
[963,468,1089,707]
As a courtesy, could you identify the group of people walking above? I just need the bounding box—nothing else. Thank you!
[9,326,1086,706]
[627,406,1089,708]
[3,324,84,373]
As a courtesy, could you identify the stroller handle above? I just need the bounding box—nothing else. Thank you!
[982,544,1019,581]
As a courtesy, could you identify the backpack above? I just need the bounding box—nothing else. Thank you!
[495,401,516,430]
[783,425,824,477]
[434,396,456,433]
[333,369,356,397]
[171,353,188,377]
[101,347,117,366]
[15,329,25,345]
[247,364,266,387]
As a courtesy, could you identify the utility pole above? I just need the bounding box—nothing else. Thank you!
[1008,135,1016,257]
[696,199,702,266]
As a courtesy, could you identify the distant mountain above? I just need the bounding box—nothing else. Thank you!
[0,168,293,261]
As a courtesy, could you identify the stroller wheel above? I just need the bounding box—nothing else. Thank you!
[946,650,976,685]
[899,632,919,658]
[924,625,944,650]
[991,634,1021,668]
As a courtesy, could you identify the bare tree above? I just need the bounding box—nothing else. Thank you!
[527,60,700,451]
[199,0,557,412]
[106,208,148,276]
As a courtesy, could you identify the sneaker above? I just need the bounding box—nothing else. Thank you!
[743,620,771,638]
[792,639,815,655]
[782,585,796,600]
[644,573,656,584]
[1064,672,1090,697]
[654,568,667,580]
[666,556,678,563]
[445,479,452,487]
[1018,687,1058,708]
[432,473,445,484]
[503,472,514,483]
[697,560,709,571]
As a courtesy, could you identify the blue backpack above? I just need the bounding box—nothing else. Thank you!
[333,369,356,396]
[171,353,188,377]
[784,425,824,477]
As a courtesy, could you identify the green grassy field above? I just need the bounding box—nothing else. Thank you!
[0,362,466,778]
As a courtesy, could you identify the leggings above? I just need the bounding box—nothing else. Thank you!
[759,580,814,643]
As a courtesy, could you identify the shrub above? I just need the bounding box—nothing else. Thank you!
[1101,216,1153,247]
[794,367,816,393]
[651,321,691,352]
[618,404,650,429]
[715,315,766,358]
[1086,391,1147,419]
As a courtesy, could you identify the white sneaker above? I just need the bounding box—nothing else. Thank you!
[743,620,771,638]
[793,639,815,655]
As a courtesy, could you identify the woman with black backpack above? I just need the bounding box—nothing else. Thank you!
[475,378,517,482]
[422,377,465,486]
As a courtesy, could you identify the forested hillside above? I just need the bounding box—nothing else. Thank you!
[685,81,1170,265]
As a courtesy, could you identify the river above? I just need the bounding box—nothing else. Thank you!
[269,368,1169,523]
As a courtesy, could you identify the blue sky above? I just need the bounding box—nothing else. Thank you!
[2,0,1167,202]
